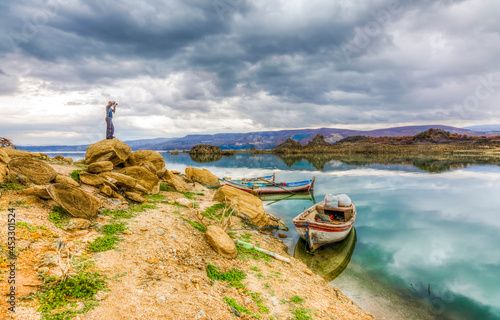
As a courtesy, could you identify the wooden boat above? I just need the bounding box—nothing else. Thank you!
[293,228,356,282]
[293,200,356,252]
[221,177,315,194]
[220,173,275,184]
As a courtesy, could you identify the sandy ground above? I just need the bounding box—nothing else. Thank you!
[1,161,373,320]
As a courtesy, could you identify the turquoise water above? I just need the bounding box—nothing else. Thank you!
[61,152,500,319]
[161,153,500,320]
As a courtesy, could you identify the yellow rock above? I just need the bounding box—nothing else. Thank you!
[120,166,160,194]
[55,175,79,187]
[205,225,237,259]
[0,149,11,165]
[125,150,165,170]
[79,172,105,186]
[185,166,219,187]
[213,186,269,227]
[163,170,190,193]
[85,138,131,166]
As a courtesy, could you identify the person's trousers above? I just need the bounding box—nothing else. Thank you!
[106,117,114,139]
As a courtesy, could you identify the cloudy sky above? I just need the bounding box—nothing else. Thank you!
[1,0,500,145]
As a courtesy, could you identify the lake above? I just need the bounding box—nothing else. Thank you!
[60,152,500,319]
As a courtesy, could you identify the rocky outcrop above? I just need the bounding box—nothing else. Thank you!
[189,144,223,155]
[79,172,105,186]
[0,147,47,159]
[272,138,303,153]
[54,175,79,187]
[19,185,52,199]
[85,139,131,166]
[139,161,157,175]
[7,158,57,185]
[0,164,8,184]
[163,170,190,193]
[213,186,269,227]
[185,166,219,188]
[47,184,100,219]
[305,134,331,148]
[124,191,146,203]
[205,225,237,259]
[125,150,165,171]
[87,161,114,174]
[120,166,160,194]
[0,149,11,165]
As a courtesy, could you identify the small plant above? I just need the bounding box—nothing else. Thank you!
[290,307,313,320]
[192,202,199,209]
[145,194,166,202]
[9,199,29,208]
[49,206,71,229]
[180,217,206,233]
[159,184,173,192]
[206,264,245,289]
[236,246,271,262]
[166,202,188,208]
[16,222,47,233]
[88,235,121,252]
[129,204,156,213]
[227,232,236,239]
[200,203,227,220]
[290,296,305,304]
[249,292,269,314]
[173,210,180,214]
[223,297,260,318]
[250,266,259,272]
[0,182,25,190]
[241,233,252,240]
[70,170,82,183]
[263,283,271,290]
[102,222,127,235]
[256,273,264,279]
[101,209,133,219]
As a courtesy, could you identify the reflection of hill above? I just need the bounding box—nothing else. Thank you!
[189,153,222,163]
[294,228,357,282]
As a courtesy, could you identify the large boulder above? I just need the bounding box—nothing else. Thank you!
[7,158,57,185]
[0,164,9,184]
[213,186,269,227]
[125,150,165,171]
[0,149,11,165]
[0,147,46,159]
[99,172,137,189]
[55,175,80,187]
[139,161,157,175]
[185,166,219,188]
[120,166,160,194]
[124,191,146,203]
[205,225,237,259]
[87,161,114,174]
[46,183,100,219]
[85,139,131,166]
[19,185,52,199]
[79,172,105,186]
[163,170,190,193]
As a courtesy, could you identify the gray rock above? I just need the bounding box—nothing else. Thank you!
[155,229,165,235]
[199,310,205,316]
[171,235,177,239]
[157,296,166,303]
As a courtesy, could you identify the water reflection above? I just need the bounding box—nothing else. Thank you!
[294,228,357,282]
[189,153,223,163]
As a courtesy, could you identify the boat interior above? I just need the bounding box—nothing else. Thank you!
[303,205,354,224]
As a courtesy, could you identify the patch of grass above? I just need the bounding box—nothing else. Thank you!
[236,246,271,262]
[9,199,29,208]
[42,301,99,320]
[250,266,259,272]
[207,264,245,289]
[101,222,127,235]
[223,297,260,319]
[145,194,166,202]
[241,233,252,240]
[16,221,47,233]
[38,270,106,315]
[159,183,173,192]
[290,307,313,320]
[290,296,305,304]
[49,206,71,229]
[249,292,269,314]
[88,235,121,252]
[192,202,199,209]
[70,170,82,183]
[166,202,188,208]
[227,231,236,239]
[173,210,180,215]
[263,283,271,290]
[1,182,25,190]
[256,273,264,279]
[200,203,228,220]
[100,209,133,219]
[129,204,156,213]
[180,217,206,233]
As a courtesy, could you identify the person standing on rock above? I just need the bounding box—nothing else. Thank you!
[105,101,117,139]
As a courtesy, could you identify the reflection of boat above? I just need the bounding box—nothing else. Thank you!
[293,228,357,282]
[221,177,315,194]
[259,191,316,204]
[220,173,275,183]
[293,200,356,251]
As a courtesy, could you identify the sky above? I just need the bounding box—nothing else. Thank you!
[1,0,500,145]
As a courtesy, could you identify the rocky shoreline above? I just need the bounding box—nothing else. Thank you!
[0,140,373,320]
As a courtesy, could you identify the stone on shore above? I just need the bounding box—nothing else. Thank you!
[19,185,52,199]
[87,161,114,174]
[125,191,146,203]
[47,183,100,219]
[0,147,46,159]
[205,225,237,259]
[79,172,105,186]
[55,175,80,187]
[85,139,131,166]
[7,158,57,185]
[99,172,137,189]
[163,170,190,193]
[139,161,157,175]
[125,150,165,170]
[185,166,219,187]
[213,186,269,227]
[120,166,160,194]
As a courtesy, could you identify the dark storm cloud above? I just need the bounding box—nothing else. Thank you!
[1,0,500,143]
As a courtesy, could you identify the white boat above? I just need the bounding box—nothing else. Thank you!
[220,177,315,194]
[293,201,356,252]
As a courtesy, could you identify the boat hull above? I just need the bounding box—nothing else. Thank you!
[293,201,356,252]
[221,177,315,194]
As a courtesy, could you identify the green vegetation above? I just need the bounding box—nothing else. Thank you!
[180,217,206,233]
[290,307,313,320]
[70,170,82,183]
[166,201,188,208]
[248,292,269,314]
[129,203,156,213]
[88,235,121,252]
[250,266,259,272]
[145,194,166,202]
[16,222,47,233]
[223,297,260,318]
[192,202,199,209]
[206,263,245,289]
[9,199,29,208]
[0,182,25,190]
[241,233,252,240]
[49,206,71,229]
[159,183,172,192]
[100,209,133,219]
[263,283,271,290]
[290,295,305,304]
[200,203,228,220]
[159,184,204,199]
[227,231,236,239]
[102,222,127,235]
[173,210,180,214]
[236,246,271,262]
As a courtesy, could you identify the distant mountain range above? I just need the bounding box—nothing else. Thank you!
[463,124,500,133]
[17,124,495,152]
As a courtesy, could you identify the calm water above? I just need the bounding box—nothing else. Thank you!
[63,152,500,319]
